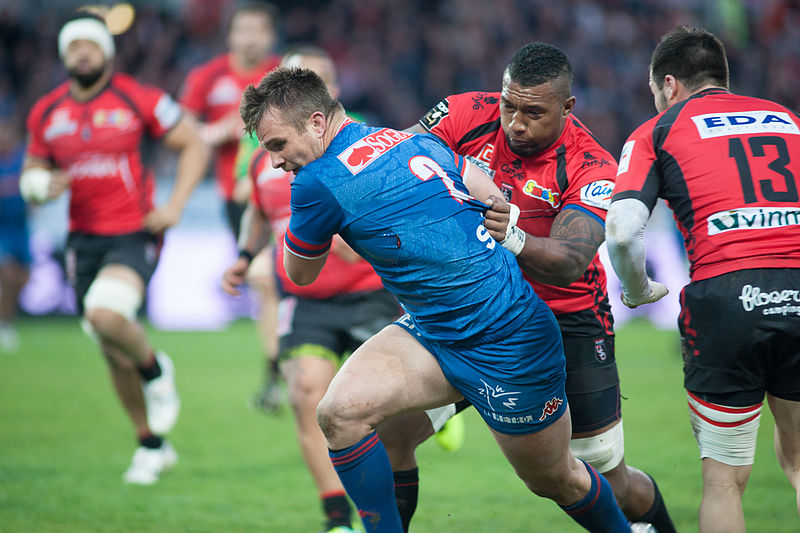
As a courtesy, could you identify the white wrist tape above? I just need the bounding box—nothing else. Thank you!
[19,167,53,203]
[499,203,525,256]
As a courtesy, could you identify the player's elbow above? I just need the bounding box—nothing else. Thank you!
[605,199,648,249]
[286,270,315,286]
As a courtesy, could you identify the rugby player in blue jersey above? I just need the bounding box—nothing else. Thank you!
[240,66,632,533]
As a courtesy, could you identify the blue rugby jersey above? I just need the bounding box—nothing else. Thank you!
[285,121,543,345]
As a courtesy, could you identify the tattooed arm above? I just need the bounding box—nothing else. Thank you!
[484,198,604,287]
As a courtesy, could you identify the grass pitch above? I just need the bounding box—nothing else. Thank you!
[0,318,796,532]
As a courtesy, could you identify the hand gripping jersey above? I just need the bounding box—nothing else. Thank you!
[248,149,385,299]
[614,88,800,281]
[180,53,280,200]
[419,92,617,319]
[26,74,182,235]
[285,121,542,345]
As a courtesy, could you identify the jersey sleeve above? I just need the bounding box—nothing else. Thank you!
[418,93,486,150]
[25,99,52,161]
[611,121,660,212]
[284,173,342,259]
[560,134,619,224]
[134,83,182,139]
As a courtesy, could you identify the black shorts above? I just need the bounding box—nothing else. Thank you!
[277,289,401,363]
[455,307,620,434]
[680,268,800,406]
[558,308,620,433]
[65,232,161,314]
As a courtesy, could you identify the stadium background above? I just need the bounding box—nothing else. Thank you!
[1,2,799,531]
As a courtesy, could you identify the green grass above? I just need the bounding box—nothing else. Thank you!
[0,317,796,532]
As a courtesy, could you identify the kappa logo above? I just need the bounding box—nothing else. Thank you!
[692,110,800,139]
[338,128,412,175]
[539,397,564,421]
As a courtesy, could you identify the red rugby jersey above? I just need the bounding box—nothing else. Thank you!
[26,73,182,235]
[614,88,800,281]
[180,53,280,200]
[248,149,385,299]
[419,91,617,317]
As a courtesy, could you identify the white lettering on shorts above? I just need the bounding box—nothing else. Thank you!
[739,284,800,316]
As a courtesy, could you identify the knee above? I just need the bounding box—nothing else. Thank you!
[287,374,327,423]
[84,307,127,339]
[316,395,345,441]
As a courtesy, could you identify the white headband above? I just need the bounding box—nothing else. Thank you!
[58,18,115,59]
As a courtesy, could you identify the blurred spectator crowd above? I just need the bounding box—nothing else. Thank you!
[1,0,799,168]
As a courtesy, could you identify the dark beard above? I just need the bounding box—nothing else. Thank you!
[68,66,106,88]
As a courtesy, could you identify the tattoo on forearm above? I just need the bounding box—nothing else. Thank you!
[550,209,604,261]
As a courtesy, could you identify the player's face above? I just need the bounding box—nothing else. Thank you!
[500,74,575,157]
[257,109,320,174]
[228,12,275,67]
[63,39,108,88]
[649,72,670,114]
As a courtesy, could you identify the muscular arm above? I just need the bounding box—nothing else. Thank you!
[485,199,605,287]
[283,248,327,286]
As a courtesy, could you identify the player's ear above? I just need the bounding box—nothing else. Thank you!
[310,111,326,137]
[562,96,576,117]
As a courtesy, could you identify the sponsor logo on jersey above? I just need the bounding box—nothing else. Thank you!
[539,396,564,421]
[501,159,525,181]
[420,99,449,130]
[522,178,560,208]
[43,109,78,141]
[470,93,498,110]
[594,339,607,361]
[67,154,135,190]
[477,143,494,163]
[739,284,800,316]
[500,182,514,202]
[580,152,611,169]
[337,128,412,175]
[692,111,800,139]
[93,108,136,130]
[617,140,635,174]
[208,77,242,106]
[464,155,495,178]
[707,206,800,235]
[580,180,615,210]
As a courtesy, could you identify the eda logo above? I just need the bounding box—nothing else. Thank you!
[692,111,800,139]
[338,128,412,175]
[580,180,615,210]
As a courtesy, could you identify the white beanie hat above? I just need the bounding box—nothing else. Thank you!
[58,16,115,59]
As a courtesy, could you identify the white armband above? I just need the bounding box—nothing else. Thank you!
[499,203,525,256]
[19,167,52,203]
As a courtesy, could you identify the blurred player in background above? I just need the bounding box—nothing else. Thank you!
[241,65,636,533]
[223,46,399,533]
[22,12,209,484]
[233,45,346,415]
[180,1,280,238]
[0,119,31,352]
[381,42,675,533]
[607,26,800,533]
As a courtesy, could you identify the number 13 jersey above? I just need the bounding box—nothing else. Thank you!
[614,88,800,281]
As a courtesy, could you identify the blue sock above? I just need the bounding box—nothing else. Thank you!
[560,460,631,532]
[329,432,404,533]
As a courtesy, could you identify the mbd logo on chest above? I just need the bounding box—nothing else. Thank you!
[338,128,412,175]
[692,110,800,139]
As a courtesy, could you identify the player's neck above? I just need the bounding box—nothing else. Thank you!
[69,70,112,102]
[322,110,347,150]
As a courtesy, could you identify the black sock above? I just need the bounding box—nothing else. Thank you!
[322,492,351,529]
[139,434,163,449]
[137,353,162,382]
[393,468,419,533]
[636,474,677,533]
